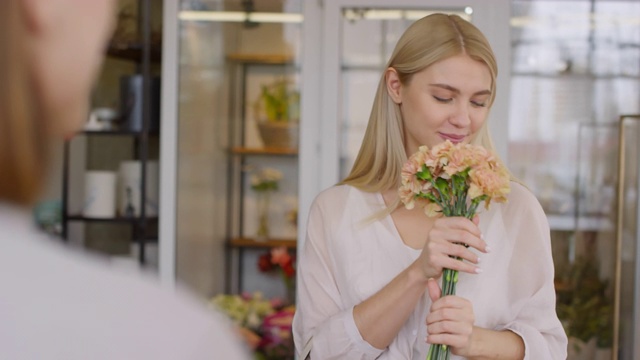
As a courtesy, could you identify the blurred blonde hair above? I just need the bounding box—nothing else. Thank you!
[342,13,501,194]
[0,1,52,205]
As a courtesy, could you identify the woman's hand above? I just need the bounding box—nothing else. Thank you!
[415,216,488,280]
[425,279,476,357]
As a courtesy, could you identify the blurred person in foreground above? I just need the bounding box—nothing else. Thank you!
[0,1,249,359]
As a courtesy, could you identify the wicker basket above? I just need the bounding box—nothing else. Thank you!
[257,122,299,149]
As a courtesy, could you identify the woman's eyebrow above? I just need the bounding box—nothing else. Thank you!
[429,83,491,96]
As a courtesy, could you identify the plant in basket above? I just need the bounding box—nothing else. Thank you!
[253,80,300,149]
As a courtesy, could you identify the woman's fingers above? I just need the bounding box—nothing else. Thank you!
[426,278,441,303]
[425,295,475,353]
[426,320,473,339]
[428,295,474,316]
[431,217,488,253]
[418,216,487,279]
[442,254,482,274]
[426,235,483,271]
[426,332,473,351]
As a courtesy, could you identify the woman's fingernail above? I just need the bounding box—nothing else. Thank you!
[475,267,483,274]
[481,233,485,240]
[485,245,492,253]
[477,257,482,264]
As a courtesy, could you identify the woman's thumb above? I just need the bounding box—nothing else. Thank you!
[427,278,441,302]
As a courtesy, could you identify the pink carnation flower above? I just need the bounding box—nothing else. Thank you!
[398,140,510,216]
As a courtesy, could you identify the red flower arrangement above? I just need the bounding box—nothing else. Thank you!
[258,246,296,303]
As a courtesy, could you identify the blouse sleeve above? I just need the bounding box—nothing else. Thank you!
[292,190,385,360]
[500,184,568,359]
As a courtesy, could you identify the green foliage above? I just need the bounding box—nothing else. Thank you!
[250,168,282,193]
[259,80,300,123]
[556,256,613,347]
[251,180,279,192]
[417,164,432,181]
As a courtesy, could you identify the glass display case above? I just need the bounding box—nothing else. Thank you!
[164,0,302,299]
[509,1,640,359]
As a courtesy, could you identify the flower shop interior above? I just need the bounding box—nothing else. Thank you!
[39,0,640,359]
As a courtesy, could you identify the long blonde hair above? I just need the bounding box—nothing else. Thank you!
[342,14,500,193]
[0,1,52,205]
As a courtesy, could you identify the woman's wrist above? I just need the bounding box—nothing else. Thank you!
[464,327,525,360]
[407,261,430,287]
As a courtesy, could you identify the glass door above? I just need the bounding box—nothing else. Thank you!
[162,0,303,300]
[299,0,512,248]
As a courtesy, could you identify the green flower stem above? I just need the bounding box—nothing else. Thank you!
[427,206,478,360]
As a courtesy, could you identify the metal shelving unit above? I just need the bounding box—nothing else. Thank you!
[225,54,299,293]
[60,0,160,265]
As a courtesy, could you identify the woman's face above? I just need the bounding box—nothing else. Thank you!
[386,54,492,155]
[29,0,116,136]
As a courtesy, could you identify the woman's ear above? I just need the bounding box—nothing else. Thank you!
[385,67,403,104]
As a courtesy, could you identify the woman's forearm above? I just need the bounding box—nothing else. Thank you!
[467,327,525,360]
[353,262,428,349]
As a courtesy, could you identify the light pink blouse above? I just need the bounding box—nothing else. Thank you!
[293,183,567,359]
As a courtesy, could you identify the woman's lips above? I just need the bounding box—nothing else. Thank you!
[439,133,466,143]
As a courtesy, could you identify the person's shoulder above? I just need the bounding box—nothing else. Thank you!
[502,180,546,217]
[506,181,536,202]
[0,227,249,359]
[311,184,358,208]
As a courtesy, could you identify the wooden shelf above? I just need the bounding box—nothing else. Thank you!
[106,43,161,63]
[230,146,298,156]
[228,237,297,248]
[80,129,141,136]
[226,53,294,65]
[66,215,159,224]
[80,129,159,136]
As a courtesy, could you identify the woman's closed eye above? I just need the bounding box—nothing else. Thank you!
[433,96,452,103]
[471,100,487,107]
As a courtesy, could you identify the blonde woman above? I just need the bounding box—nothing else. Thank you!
[0,1,249,359]
[293,14,567,359]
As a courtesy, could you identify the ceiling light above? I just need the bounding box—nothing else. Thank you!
[179,11,302,23]
[180,9,471,24]
[343,9,469,22]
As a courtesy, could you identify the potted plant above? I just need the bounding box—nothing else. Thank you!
[556,256,613,360]
[253,80,300,149]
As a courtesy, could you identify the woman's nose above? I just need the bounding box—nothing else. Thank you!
[449,102,471,128]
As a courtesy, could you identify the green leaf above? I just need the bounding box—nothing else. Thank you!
[435,177,448,191]
[416,164,432,181]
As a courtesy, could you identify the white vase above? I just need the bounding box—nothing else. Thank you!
[255,191,272,241]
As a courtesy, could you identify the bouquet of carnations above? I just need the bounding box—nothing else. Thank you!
[398,140,510,360]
